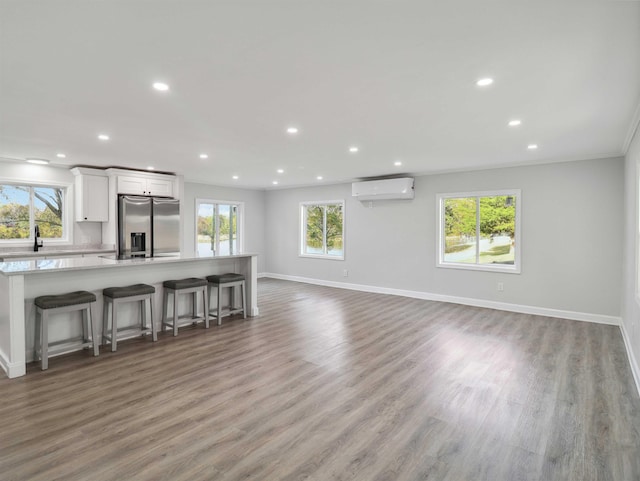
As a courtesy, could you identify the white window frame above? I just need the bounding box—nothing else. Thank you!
[194,198,244,256]
[299,200,345,260]
[0,180,71,246]
[437,189,521,274]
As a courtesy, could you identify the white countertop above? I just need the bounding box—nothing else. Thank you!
[0,253,257,276]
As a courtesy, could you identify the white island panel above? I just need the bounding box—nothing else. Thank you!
[0,275,26,378]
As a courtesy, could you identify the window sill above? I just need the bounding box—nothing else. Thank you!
[299,254,344,261]
[437,262,520,274]
[0,239,71,248]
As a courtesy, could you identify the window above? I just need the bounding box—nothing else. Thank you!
[0,183,67,242]
[300,201,344,259]
[196,199,243,256]
[437,190,521,273]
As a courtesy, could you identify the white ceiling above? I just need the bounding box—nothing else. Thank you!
[1,1,639,189]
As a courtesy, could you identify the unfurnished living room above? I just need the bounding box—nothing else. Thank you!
[0,2,639,481]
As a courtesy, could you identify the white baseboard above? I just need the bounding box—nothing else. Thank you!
[257,272,268,279]
[261,273,621,326]
[0,348,26,379]
[620,322,640,398]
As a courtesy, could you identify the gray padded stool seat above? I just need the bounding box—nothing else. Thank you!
[34,291,99,370]
[102,283,157,352]
[161,278,209,336]
[206,273,246,325]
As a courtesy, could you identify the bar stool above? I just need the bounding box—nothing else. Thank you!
[161,278,209,336]
[34,291,99,370]
[102,284,157,352]
[206,273,246,326]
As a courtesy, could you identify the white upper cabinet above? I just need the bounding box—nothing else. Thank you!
[71,168,109,222]
[116,175,146,196]
[145,177,173,197]
[117,174,174,197]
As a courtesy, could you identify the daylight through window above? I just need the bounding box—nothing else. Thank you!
[0,184,65,241]
[196,200,243,256]
[438,190,520,273]
[300,201,344,259]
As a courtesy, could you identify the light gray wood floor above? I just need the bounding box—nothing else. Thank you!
[1,278,639,481]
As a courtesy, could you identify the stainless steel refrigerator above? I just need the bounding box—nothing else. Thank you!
[117,195,180,258]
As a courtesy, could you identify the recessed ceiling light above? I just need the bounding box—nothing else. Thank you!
[277,169,284,174]
[147,166,155,171]
[527,144,538,150]
[26,158,49,165]
[508,120,522,127]
[56,153,66,158]
[286,127,299,134]
[232,175,239,180]
[98,134,110,141]
[349,147,359,153]
[272,181,279,185]
[317,176,323,180]
[153,82,170,91]
[476,78,494,87]
[199,153,208,159]
[394,161,402,166]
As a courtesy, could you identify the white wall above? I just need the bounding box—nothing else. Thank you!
[265,157,624,318]
[182,182,266,273]
[2,158,626,321]
[622,126,640,388]
[0,161,103,246]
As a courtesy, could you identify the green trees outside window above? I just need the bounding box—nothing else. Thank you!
[440,192,519,270]
[0,185,64,240]
[301,202,344,258]
[196,201,241,256]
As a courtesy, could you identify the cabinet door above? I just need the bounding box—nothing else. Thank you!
[82,175,109,221]
[146,178,173,197]
[76,175,108,222]
[117,176,147,195]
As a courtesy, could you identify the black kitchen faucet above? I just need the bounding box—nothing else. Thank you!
[34,225,43,252]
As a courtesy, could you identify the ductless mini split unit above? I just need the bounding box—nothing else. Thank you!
[351,177,415,201]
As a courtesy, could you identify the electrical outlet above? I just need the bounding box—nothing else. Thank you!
[497,282,504,292]
[343,269,349,277]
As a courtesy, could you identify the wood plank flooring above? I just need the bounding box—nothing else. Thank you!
[1,278,639,481]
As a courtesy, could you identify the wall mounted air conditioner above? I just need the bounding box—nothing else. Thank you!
[351,177,415,201]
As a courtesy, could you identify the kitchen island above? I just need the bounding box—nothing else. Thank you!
[0,253,258,378]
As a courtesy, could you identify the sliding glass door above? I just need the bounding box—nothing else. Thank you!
[196,200,243,257]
